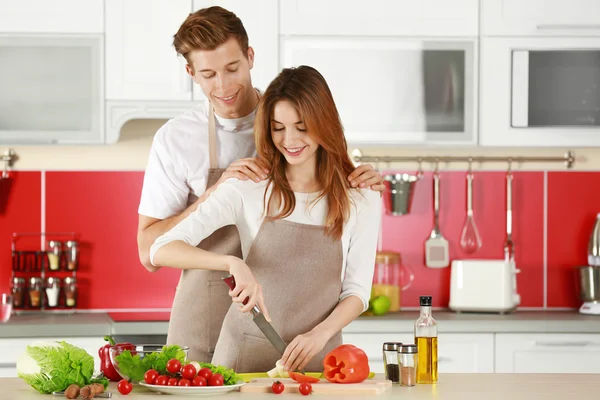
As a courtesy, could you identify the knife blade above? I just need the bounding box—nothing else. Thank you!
[222,275,287,355]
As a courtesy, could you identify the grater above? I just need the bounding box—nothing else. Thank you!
[425,170,449,268]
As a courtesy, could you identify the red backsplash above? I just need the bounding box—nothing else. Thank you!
[0,169,596,310]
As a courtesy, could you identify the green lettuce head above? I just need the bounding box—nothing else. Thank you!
[17,341,108,394]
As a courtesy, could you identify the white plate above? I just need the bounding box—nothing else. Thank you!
[139,381,246,396]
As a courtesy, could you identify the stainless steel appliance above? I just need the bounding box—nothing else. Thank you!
[577,266,600,315]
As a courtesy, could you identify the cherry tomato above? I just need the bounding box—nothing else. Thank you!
[155,375,169,386]
[192,376,207,387]
[144,369,159,385]
[167,377,179,386]
[178,378,191,386]
[166,358,182,374]
[271,381,285,394]
[208,373,224,386]
[117,379,133,395]
[181,363,197,380]
[299,382,312,396]
[198,367,213,381]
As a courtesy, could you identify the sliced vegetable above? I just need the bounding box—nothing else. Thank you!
[276,360,290,378]
[289,371,320,384]
[323,344,370,384]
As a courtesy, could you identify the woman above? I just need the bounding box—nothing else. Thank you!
[150,65,381,373]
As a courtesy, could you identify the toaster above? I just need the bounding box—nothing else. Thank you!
[449,259,521,313]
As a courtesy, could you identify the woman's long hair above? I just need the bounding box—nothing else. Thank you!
[254,65,356,240]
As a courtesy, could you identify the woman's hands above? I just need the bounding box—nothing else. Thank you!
[226,256,271,322]
[281,328,332,372]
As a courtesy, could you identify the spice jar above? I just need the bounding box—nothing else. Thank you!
[399,344,418,387]
[65,240,79,271]
[28,277,42,308]
[47,240,62,271]
[64,277,77,308]
[11,277,25,307]
[382,342,402,383]
[45,277,61,308]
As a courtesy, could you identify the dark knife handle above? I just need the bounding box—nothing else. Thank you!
[222,275,249,305]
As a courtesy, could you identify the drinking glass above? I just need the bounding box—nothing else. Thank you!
[1,293,13,323]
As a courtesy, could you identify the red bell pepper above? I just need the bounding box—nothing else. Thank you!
[322,344,370,384]
[289,371,320,384]
[99,336,136,382]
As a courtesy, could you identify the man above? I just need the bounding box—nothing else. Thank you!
[137,6,384,363]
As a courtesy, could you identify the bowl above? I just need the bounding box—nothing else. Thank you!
[109,344,189,383]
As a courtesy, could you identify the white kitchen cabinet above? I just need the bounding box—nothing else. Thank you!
[495,333,600,373]
[0,0,104,33]
[192,0,279,100]
[105,0,193,101]
[482,0,600,36]
[0,337,105,378]
[341,333,494,374]
[281,37,477,145]
[280,0,479,37]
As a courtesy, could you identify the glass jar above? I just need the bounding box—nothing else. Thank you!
[65,240,79,271]
[372,252,414,312]
[45,277,61,308]
[11,277,25,308]
[382,342,401,383]
[64,277,77,308]
[28,277,42,308]
[399,344,418,386]
[47,240,62,271]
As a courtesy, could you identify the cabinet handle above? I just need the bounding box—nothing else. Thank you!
[537,24,600,31]
[533,341,592,347]
[0,363,16,368]
[438,357,452,362]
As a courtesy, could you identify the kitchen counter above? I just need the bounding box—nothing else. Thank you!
[1,310,599,338]
[3,374,600,399]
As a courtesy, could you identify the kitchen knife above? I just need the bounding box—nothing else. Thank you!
[222,275,288,356]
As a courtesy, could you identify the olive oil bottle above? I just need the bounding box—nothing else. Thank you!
[414,295,438,383]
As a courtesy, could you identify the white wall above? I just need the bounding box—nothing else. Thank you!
[4,120,598,172]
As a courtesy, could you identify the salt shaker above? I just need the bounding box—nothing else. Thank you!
[399,344,418,386]
[382,342,402,383]
[45,277,61,308]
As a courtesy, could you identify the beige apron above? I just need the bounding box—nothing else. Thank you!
[211,218,344,373]
[166,104,243,362]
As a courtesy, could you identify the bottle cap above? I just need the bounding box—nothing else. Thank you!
[400,344,418,354]
[420,295,432,306]
[382,342,402,351]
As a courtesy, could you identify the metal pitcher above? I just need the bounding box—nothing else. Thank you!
[384,173,418,216]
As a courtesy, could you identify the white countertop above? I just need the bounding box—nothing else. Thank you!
[4,373,600,400]
[1,310,599,338]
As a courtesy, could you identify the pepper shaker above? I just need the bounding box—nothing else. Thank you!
[28,277,42,308]
[399,344,418,387]
[382,342,402,383]
[63,277,77,308]
[65,240,79,271]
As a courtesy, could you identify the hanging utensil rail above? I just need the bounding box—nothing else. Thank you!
[351,149,576,169]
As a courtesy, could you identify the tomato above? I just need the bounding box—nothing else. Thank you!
[208,373,224,386]
[155,375,169,386]
[181,363,197,380]
[166,358,182,374]
[299,382,312,396]
[323,344,370,384]
[198,367,213,381]
[117,379,133,395]
[289,372,320,384]
[167,377,179,386]
[271,381,285,394]
[192,376,207,387]
[178,378,191,386]
[144,369,159,385]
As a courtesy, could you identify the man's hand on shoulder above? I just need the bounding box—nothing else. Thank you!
[347,164,385,194]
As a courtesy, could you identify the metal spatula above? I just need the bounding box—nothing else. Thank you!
[425,169,449,268]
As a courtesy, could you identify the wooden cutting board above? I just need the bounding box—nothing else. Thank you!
[240,378,392,395]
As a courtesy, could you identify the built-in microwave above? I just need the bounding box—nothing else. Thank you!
[0,34,104,145]
[480,37,600,147]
